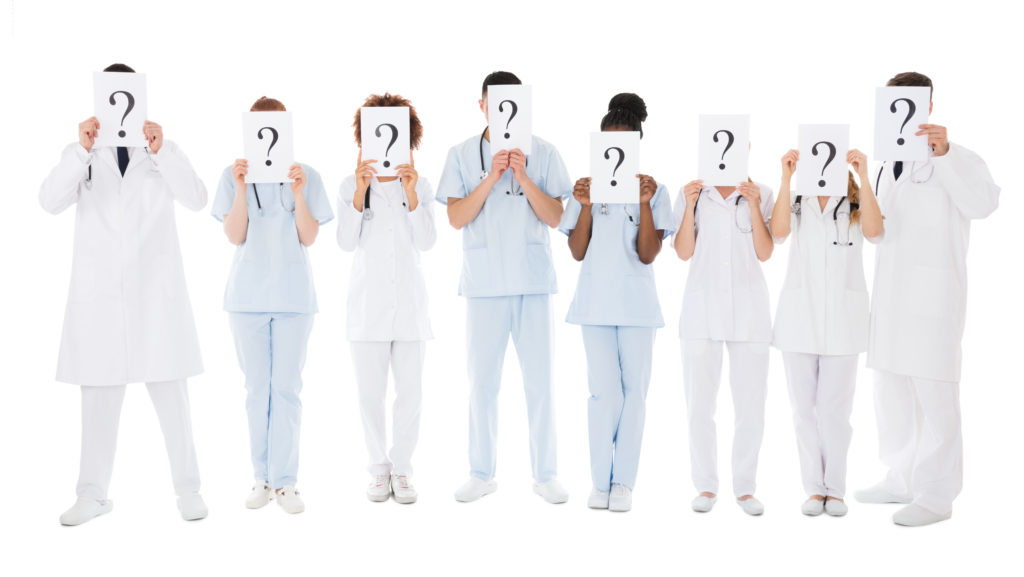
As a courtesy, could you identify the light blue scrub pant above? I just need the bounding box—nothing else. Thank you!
[229,312,314,489]
[581,325,656,492]
[466,294,557,482]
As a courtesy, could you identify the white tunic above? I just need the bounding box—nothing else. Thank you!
[867,143,999,382]
[337,175,436,341]
[40,142,207,386]
[773,195,869,356]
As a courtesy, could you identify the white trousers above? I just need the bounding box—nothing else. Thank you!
[682,339,768,497]
[350,340,425,477]
[782,352,857,498]
[76,380,201,501]
[873,370,963,515]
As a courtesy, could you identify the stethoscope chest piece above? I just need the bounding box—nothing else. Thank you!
[600,203,609,215]
[480,171,488,181]
[363,208,374,221]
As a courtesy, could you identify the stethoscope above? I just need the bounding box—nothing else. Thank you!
[360,181,408,221]
[478,127,525,196]
[83,146,154,190]
[874,160,934,192]
[692,191,754,233]
[596,203,640,226]
[791,195,859,246]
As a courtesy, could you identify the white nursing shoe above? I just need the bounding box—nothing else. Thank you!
[391,474,418,504]
[893,504,951,527]
[608,484,632,512]
[533,478,569,504]
[737,496,765,516]
[588,487,610,510]
[454,477,497,502]
[177,492,208,521]
[60,497,113,526]
[246,481,273,509]
[854,482,912,504]
[367,474,391,502]
[825,498,849,517]
[275,486,304,514]
[802,497,825,516]
[691,494,717,513]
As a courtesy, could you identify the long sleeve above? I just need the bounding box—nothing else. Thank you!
[408,179,437,251]
[336,175,363,252]
[149,140,208,211]
[932,143,1000,220]
[39,143,90,215]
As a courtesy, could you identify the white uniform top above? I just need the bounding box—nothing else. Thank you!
[39,142,207,387]
[337,175,437,342]
[773,194,869,356]
[674,183,775,343]
[867,143,999,382]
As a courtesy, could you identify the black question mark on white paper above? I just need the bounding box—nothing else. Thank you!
[811,141,837,188]
[108,91,135,138]
[375,123,399,168]
[258,127,279,166]
[713,129,734,170]
[499,100,518,139]
[604,146,625,187]
[890,98,916,146]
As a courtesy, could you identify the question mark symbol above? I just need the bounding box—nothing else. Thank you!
[811,141,837,188]
[375,123,399,168]
[713,129,734,170]
[499,99,518,139]
[258,127,279,166]
[890,98,916,146]
[604,146,625,187]
[108,90,135,138]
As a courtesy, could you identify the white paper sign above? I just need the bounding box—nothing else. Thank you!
[93,72,148,148]
[699,114,749,186]
[243,111,294,183]
[798,124,849,197]
[874,86,930,161]
[488,84,532,154]
[360,107,410,178]
[590,132,640,204]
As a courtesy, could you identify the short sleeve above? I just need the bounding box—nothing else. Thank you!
[759,183,775,227]
[558,195,583,235]
[211,166,236,222]
[542,145,572,199]
[302,166,334,225]
[672,188,687,233]
[652,184,676,235]
[436,146,466,205]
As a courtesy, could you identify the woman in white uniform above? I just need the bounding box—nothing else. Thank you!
[338,93,436,505]
[770,148,882,517]
[673,157,775,515]
[40,63,209,526]
[213,97,334,515]
[562,94,676,513]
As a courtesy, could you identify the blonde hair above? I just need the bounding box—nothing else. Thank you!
[846,171,861,225]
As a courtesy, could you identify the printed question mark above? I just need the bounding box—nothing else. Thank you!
[604,146,625,187]
[499,99,518,139]
[108,90,135,138]
[713,129,734,170]
[257,127,279,166]
[811,141,837,188]
[890,98,916,145]
[375,123,399,168]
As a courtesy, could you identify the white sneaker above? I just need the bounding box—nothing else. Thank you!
[246,481,273,509]
[893,503,951,527]
[454,477,497,502]
[59,497,113,526]
[391,474,417,504]
[608,484,632,512]
[587,487,610,510]
[801,497,825,516]
[854,482,912,504]
[177,492,208,521]
[691,494,717,513]
[533,478,569,504]
[275,486,304,514]
[737,496,765,516]
[825,498,849,517]
[367,474,391,502]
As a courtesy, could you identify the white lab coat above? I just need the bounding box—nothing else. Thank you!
[40,142,207,386]
[867,143,999,382]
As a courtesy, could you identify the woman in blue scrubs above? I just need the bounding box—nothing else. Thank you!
[212,96,334,514]
[561,94,676,512]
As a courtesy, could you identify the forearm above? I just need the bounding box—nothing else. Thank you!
[447,179,494,229]
[856,172,884,238]
[771,179,792,240]
[522,178,563,228]
[222,187,249,245]
[636,202,663,264]
[568,209,592,261]
[750,207,773,261]
[674,210,697,260]
[294,193,319,246]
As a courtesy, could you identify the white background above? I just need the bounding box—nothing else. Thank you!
[1,1,1020,575]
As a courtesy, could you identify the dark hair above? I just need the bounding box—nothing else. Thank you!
[250,96,286,112]
[600,93,648,138]
[887,72,933,99]
[103,63,135,73]
[353,93,423,150]
[481,71,521,97]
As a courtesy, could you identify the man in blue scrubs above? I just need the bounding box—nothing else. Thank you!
[438,71,571,503]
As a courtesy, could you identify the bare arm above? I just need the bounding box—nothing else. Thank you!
[290,164,319,246]
[636,175,664,265]
[510,148,563,228]
[848,149,884,239]
[567,178,592,261]
[222,159,249,245]
[738,181,773,262]
[674,180,703,261]
[771,150,798,242]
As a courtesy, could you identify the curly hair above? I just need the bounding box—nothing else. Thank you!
[353,93,422,150]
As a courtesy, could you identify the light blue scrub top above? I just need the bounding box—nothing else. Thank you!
[559,184,677,327]
[212,164,334,314]
[436,134,571,297]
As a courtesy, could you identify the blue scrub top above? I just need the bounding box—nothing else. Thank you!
[212,163,334,314]
[559,183,677,327]
[436,134,571,297]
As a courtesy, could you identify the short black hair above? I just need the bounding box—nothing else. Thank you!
[104,63,136,73]
[600,93,648,138]
[482,71,521,97]
[887,72,933,99]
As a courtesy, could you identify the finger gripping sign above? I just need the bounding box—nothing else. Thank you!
[243,111,294,183]
[93,72,148,148]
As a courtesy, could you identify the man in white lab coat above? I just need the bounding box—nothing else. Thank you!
[857,72,1000,526]
[39,64,208,526]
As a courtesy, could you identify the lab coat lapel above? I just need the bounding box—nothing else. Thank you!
[124,146,150,175]
[97,147,120,177]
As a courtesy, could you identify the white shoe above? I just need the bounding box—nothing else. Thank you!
[60,497,113,526]
[275,486,305,514]
[893,503,951,527]
[737,496,764,516]
[533,478,569,504]
[177,492,208,521]
[454,477,497,502]
[691,494,717,513]
[608,484,632,512]
[825,498,848,517]
[587,487,610,510]
[367,474,391,502]
[391,474,417,504]
[246,481,272,509]
[854,482,912,504]
[802,497,825,516]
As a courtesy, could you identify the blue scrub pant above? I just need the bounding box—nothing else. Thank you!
[229,312,314,489]
[581,325,656,492]
[466,294,557,483]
